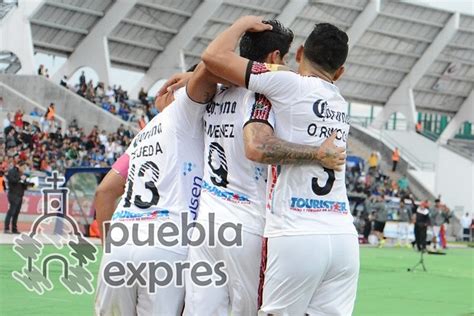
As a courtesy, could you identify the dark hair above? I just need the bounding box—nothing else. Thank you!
[304,23,348,73]
[239,20,294,62]
[186,64,198,72]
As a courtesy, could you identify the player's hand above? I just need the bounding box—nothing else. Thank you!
[234,16,273,32]
[316,132,346,171]
[157,71,193,97]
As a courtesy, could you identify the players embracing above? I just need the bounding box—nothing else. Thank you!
[201,16,359,315]
[95,15,357,316]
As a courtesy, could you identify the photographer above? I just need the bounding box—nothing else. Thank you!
[3,161,33,234]
[414,201,431,252]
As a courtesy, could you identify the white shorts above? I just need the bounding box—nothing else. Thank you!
[260,234,359,316]
[95,244,186,316]
[184,227,262,316]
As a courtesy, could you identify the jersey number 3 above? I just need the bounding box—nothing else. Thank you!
[311,167,335,196]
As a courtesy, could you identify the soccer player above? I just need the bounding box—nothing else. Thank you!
[183,20,346,316]
[95,64,219,315]
[202,16,359,315]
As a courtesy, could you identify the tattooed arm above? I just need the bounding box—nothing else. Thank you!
[243,122,346,171]
[187,62,220,104]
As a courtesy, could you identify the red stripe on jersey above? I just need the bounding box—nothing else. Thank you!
[266,165,278,210]
[251,62,271,75]
[250,93,272,122]
[258,237,268,308]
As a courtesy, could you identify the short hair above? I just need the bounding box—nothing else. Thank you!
[304,23,348,73]
[186,64,198,72]
[239,20,294,62]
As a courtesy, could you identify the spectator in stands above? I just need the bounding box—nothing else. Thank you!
[138,87,148,105]
[5,128,17,150]
[3,112,11,133]
[95,82,105,100]
[368,151,379,174]
[14,110,24,129]
[38,64,45,76]
[105,86,115,103]
[45,103,55,122]
[79,71,86,87]
[86,80,95,101]
[414,200,431,252]
[29,107,42,117]
[397,174,409,196]
[416,121,422,133]
[371,194,388,248]
[138,115,147,130]
[397,200,411,247]
[392,147,400,172]
[461,212,472,242]
[69,118,78,129]
[4,161,33,234]
[60,76,68,88]
[0,170,5,192]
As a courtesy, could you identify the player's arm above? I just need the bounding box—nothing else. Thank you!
[95,154,128,243]
[202,16,271,87]
[186,62,220,103]
[244,123,345,170]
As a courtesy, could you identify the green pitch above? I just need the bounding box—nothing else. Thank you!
[0,245,472,316]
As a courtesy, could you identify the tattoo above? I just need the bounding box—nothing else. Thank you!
[245,123,319,165]
[257,139,318,165]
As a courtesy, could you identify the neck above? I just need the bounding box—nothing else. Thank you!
[298,60,334,83]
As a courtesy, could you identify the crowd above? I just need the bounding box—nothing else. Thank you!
[347,151,455,250]
[1,108,135,177]
[53,68,158,125]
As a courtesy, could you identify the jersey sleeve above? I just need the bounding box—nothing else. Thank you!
[167,87,206,138]
[111,153,130,179]
[243,92,275,130]
[245,61,300,112]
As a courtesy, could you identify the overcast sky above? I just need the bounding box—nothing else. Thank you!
[34,0,474,97]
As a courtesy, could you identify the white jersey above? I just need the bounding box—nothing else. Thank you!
[198,86,275,235]
[245,62,357,237]
[112,88,205,252]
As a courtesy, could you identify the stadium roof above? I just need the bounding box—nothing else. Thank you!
[8,0,474,116]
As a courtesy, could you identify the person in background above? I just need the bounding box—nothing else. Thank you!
[430,198,444,250]
[0,170,5,192]
[415,121,422,133]
[138,87,148,105]
[398,174,409,196]
[138,115,147,130]
[414,200,431,252]
[45,103,55,122]
[38,64,45,75]
[79,70,86,87]
[4,161,33,234]
[60,76,68,88]
[372,194,388,248]
[461,212,472,242]
[368,151,379,174]
[392,147,400,172]
[440,203,452,249]
[3,112,11,135]
[397,199,411,247]
[14,110,24,129]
